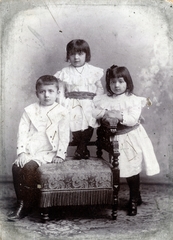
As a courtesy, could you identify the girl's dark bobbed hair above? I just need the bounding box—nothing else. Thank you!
[66,39,91,62]
[106,65,134,95]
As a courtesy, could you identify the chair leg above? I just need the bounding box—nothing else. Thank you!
[111,139,120,220]
[40,207,50,222]
[112,184,119,220]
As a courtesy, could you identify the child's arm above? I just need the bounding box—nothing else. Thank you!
[14,111,31,167]
[103,110,123,122]
[17,111,30,156]
[58,80,66,106]
[56,111,70,160]
[121,104,143,126]
[95,80,104,95]
[54,71,66,106]
[103,105,142,127]
[107,97,150,126]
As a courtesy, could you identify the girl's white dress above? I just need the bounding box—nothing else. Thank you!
[93,93,160,178]
[54,63,104,132]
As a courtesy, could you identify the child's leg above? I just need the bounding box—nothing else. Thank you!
[72,130,82,145]
[81,127,94,158]
[8,160,39,221]
[12,163,24,202]
[73,127,94,159]
[22,160,40,208]
[126,174,142,216]
[72,130,83,159]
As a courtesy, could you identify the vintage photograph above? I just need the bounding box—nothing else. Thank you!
[0,0,173,239]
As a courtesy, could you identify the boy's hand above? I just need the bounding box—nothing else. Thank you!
[52,156,64,164]
[14,153,29,168]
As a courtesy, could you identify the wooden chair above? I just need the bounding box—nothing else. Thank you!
[37,118,120,222]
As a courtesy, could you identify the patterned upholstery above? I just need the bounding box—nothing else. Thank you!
[38,157,113,208]
[38,124,120,221]
[38,158,112,190]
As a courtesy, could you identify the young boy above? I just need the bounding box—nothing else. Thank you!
[8,75,70,221]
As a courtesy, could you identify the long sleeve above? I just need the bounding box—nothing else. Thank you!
[16,111,31,155]
[54,70,66,106]
[121,104,142,126]
[93,94,147,127]
[92,106,106,120]
[95,79,104,95]
[56,112,70,159]
[92,94,107,119]
[58,80,66,106]
[121,96,148,126]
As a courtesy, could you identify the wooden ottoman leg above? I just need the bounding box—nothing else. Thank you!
[111,138,120,220]
[40,207,50,223]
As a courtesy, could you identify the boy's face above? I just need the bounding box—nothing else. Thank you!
[69,51,86,67]
[36,84,59,106]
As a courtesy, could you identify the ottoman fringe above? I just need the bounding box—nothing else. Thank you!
[39,189,113,208]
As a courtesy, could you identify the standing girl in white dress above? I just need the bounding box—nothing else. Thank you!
[93,65,160,216]
[54,39,104,159]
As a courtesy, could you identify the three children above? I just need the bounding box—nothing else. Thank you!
[8,40,160,220]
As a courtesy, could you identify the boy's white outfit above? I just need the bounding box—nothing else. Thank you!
[16,102,70,165]
[93,93,160,178]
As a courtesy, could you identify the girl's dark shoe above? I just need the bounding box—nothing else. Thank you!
[127,193,142,207]
[7,200,29,221]
[128,200,137,216]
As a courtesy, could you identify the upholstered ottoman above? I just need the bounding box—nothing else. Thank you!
[37,157,114,221]
[36,121,120,222]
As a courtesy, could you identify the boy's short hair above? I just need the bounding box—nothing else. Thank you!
[36,75,59,91]
[66,39,91,62]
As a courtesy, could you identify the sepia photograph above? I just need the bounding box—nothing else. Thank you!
[0,0,173,239]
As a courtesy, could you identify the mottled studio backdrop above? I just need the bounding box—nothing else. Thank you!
[1,0,173,183]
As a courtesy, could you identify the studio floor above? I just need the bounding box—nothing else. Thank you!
[0,182,173,240]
